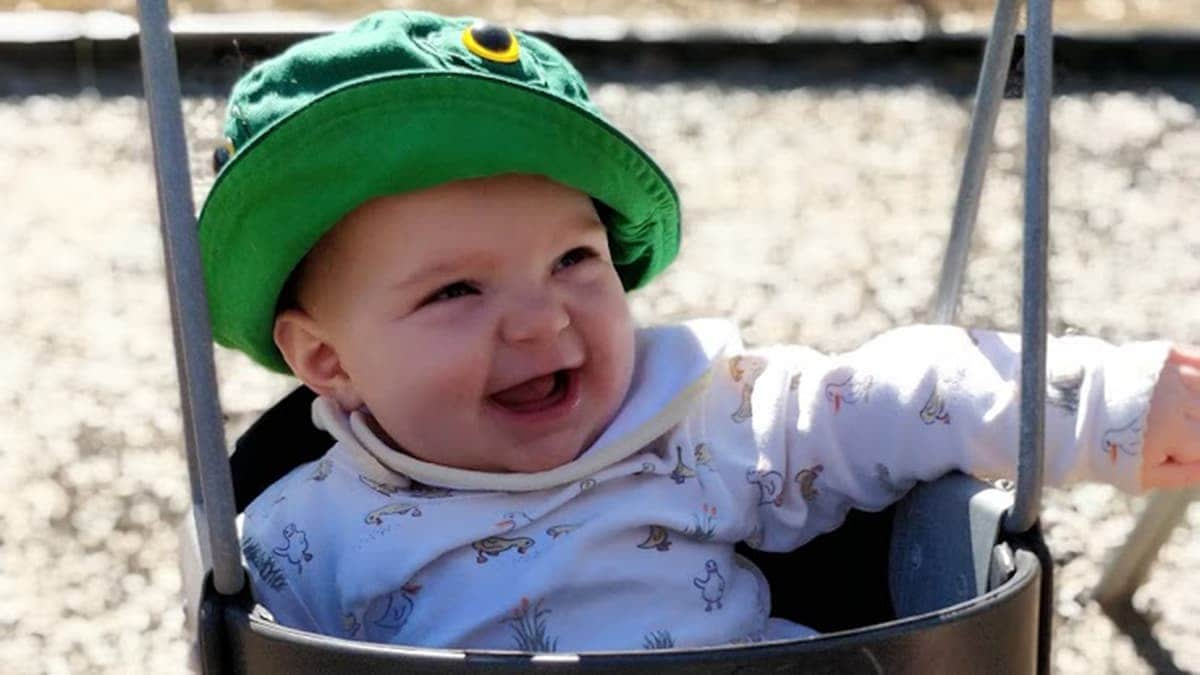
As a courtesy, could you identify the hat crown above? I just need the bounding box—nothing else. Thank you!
[223,11,594,152]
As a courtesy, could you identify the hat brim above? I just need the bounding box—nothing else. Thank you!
[198,71,680,373]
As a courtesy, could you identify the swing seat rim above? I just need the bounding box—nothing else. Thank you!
[193,545,1040,673]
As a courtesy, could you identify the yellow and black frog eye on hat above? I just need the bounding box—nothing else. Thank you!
[212,137,235,174]
[461,19,520,63]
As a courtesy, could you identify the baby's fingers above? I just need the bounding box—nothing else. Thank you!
[1167,344,1200,370]
[1140,350,1200,487]
[1178,362,1200,399]
[1142,458,1200,489]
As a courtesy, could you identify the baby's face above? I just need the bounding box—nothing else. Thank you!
[287,174,636,473]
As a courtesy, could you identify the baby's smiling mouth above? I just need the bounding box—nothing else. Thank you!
[490,370,572,413]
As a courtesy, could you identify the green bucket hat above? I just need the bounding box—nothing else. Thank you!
[198,10,680,373]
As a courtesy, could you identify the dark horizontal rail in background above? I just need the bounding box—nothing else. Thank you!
[3,17,1200,95]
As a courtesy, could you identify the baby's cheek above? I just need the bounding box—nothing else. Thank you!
[379,343,481,414]
[370,369,476,456]
[589,297,636,402]
[601,292,635,355]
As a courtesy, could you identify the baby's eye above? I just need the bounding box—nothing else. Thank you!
[554,247,597,272]
[421,281,478,306]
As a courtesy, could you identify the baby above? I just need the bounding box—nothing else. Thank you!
[201,10,1200,651]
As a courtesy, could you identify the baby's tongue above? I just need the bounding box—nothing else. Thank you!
[492,373,557,408]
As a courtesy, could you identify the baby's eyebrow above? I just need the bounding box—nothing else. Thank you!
[572,214,607,232]
[555,216,608,242]
[389,251,496,291]
[387,218,603,292]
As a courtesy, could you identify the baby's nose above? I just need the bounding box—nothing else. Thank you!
[500,291,570,344]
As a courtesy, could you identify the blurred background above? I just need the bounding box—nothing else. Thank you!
[2,1,1199,673]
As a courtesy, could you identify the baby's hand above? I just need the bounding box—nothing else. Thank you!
[1141,345,1200,489]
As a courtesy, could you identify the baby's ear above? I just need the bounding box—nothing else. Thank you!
[273,309,364,411]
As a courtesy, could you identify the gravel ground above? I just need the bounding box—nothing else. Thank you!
[2,60,1199,673]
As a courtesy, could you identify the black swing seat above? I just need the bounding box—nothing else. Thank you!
[182,386,1048,674]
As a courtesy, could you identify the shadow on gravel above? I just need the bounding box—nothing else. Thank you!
[1103,602,1195,675]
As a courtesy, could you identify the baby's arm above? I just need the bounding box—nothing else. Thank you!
[741,325,1178,551]
[1140,345,1200,489]
[796,326,1171,494]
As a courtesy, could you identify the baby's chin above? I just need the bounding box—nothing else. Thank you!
[516,447,588,473]
[476,439,589,474]
[404,451,579,475]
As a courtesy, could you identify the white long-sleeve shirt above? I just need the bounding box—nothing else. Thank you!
[240,320,1166,650]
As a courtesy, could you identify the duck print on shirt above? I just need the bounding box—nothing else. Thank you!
[636,525,673,552]
[919,381,951,425]
[272,523,313,574]
[1103,415,1145,464]
[670,446,698,484]
[364,502,423,525]
[365,582,420,633]
[693,559,726,612]
[729,355,768,423]
[693,443,715,472]
[545,523,581,539]
[472,535,535,563]
[496,511,534,532]
[746,469,785,506]
[825,373,872,413]
[795,464,823,502]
